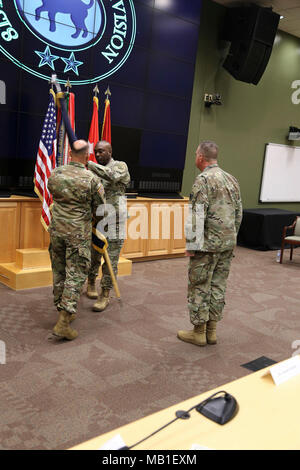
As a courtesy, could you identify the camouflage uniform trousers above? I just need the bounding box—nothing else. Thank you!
[49,233,91,315]
[188,250,234,325]
[89,229,124,290]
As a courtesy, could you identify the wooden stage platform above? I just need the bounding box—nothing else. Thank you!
[0,196,188,290]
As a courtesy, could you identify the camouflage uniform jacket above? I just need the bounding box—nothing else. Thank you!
[186,164,242,252]
[87,159,130,223]
[48,161,105,240]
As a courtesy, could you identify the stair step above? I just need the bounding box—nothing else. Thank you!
[0,262,52,290]
[15,249,51,269]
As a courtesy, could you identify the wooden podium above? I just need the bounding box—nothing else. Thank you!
[0,196,188,290]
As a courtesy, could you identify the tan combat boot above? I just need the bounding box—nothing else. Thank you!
[86,279,98,299]
[69,314,76,323]
[93,288,110,312]
[53,310,78,340]
[206,320,217,344]
[177,323,207,347]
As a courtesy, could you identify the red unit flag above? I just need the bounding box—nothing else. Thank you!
[88,96,99,162]
[101,94,111,144]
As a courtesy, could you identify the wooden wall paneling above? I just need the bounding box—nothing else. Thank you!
[0,197,188,289]
[147,203,171,257]
[43,227,50,249]
[121,201,149,258]
[20,202,45,249]
[170,202,188,254]
[0,202,20,263]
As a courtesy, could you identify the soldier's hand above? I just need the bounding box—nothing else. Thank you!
[185,250,195,257]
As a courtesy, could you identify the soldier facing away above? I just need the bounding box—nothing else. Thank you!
[177,141,243,347]
[86,140,130,312]
[48,140,105,340]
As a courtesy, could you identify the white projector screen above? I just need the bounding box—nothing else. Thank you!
[260,143,300,202]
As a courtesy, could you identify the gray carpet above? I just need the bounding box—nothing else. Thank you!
[0,246,299,449]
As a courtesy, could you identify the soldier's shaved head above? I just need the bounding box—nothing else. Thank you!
[198,141,218,161]
[72,139,89,154]
[95,140,112,166]
[195,141,218,172]
[98,140,112,152]
[71,140,89,165]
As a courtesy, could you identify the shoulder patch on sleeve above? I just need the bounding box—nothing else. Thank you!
[116,160,127,169]
[97,183,105,197]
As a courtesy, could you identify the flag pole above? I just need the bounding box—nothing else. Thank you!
[103,250,121,299]
[105,86,111,100]
[62,79,74,165]
[93,84,99,97]
[88,84,99,162]
[101,86,111,143]
[100,86,120,299]
[48,78,54,91]
[51,74,77,147]
[65,78,72,94]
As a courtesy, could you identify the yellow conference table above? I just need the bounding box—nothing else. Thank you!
[71,358,300,450]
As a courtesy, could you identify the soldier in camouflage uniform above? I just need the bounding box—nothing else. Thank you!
[48,140,105,340]
[86,140,130,311]
[177,141,242,347]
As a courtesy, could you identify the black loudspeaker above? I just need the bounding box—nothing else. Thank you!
[222,4,280,85]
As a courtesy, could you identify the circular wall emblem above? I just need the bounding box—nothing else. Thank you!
[0,0,136,85]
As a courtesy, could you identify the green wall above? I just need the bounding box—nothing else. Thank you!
[183,0,300,211]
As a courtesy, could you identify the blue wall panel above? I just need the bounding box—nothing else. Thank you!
[0,0,202,192]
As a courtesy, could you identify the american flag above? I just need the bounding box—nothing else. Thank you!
[34,89,57,230]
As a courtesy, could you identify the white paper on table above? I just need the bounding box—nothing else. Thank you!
[190,443,213,450]
[269,355,300,386]
[98,433,126,450]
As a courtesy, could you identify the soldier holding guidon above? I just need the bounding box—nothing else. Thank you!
[86,140,130,312]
